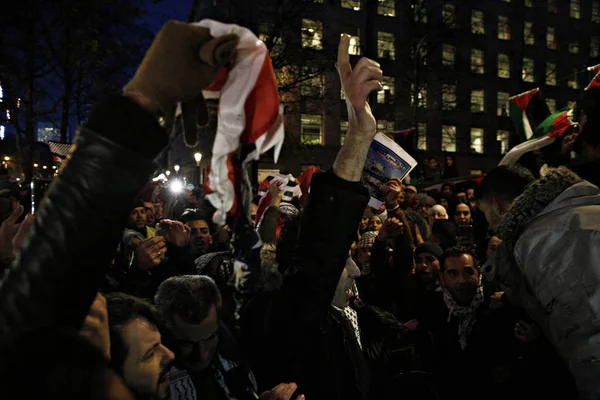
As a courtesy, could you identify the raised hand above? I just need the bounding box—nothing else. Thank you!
[337,34,382,139]
[135,236,167,269]
[259,383,304,400]
[377,217,404,241]
[385,180,403,208]
[157,219,191,247]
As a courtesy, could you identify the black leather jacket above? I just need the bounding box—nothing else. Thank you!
[0,95,167,334]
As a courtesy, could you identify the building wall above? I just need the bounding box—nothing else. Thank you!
[192,0,600,177]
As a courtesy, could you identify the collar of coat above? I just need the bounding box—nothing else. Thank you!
[496,166,583,244]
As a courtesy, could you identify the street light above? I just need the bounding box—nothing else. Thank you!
[52,166,57,169]
[4,156,9,161]
[42,166,47,169]
[33,163,38,168]
[174,164,180,173]
[166,170,171,177]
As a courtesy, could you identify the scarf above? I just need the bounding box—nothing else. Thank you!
[439,275,484,350]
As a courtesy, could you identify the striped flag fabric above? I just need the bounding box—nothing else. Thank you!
[585,64,600,90]
[195,19,285,226]
[509,88,551,143]
[48,141,73,163]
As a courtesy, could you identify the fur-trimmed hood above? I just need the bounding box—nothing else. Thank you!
[496,167,585,243]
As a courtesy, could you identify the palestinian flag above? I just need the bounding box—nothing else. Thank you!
[500,106,575,166]
[585,64,600,90]
[509,88,551,143]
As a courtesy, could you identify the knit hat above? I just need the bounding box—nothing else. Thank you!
[415,242,443,260]
[358,231,378,249]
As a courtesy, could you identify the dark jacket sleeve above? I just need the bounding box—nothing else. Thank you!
[257,206,281,244]
[0,95,167,334]
[282,170,369,318]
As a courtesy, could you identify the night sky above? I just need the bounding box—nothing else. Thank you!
[142,0,196,34]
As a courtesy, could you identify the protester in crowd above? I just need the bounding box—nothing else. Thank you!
[423,156,443,182]
[431,219,457,250]
[442,155,458,179]
[440,181,455,196]
[368,213,384,232]
[359,208,373,234]
[127,201,156,239]
[179,209,213,259]
[476,163,600,397]
[106,293,175,400]
[413,193,435,226]
[405,185,418,203]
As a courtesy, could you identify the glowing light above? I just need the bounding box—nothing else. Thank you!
[4,156,9,161]
[42,165,47,169]
[33,163,38,168]
[174,164,180,173]
[194,152,202,163]
[52,165,57,169]
[16,178,20,181]
[170,179,183,193]
[0,126,4,140]
[165,170,171,176]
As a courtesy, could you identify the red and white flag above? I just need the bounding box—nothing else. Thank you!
[194,20,285,226]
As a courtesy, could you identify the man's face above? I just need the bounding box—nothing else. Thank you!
[129,207,147,230]
[332,257,361,308]
[360,216,369,230]
[429,158,438,169]
[466,188,475,201]
[442,186,453,195]
[486,236,503,259]
[186,220,213,257]
[414,252,440,284]
[405,190,416,201]
[121,319,175,400]
[397,191,406,207]
[440,254,480,306]
[170,304,220,373]
[479,198,503,228]
[456,192,467,202]
[143,202,156,228]
[419,204,432,219]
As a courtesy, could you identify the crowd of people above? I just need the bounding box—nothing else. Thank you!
[1,20,600,400]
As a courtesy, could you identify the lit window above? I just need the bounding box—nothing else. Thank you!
[417,123,427,150]
[498,92,510,116]
[378,76,395,103]
[411,84,428,108]
[570,0,581,19]
[442,125,457,152]
[524,21,534,45]
[546,98,556,112]
[0,126,4,140]
[522,58,534,82]
[442,44,455,67]
[377,32,395,60]
[302,19,323,50]
[342,27,361,55]
[546,63,557,86]
[498,16,511,40]
[497,130,510,154]
[342,0,361,11]
[443,3,458,28]
[592,37,600,57]
[301,114,323,145]
[378,0,395,16]
[470,128,484,153]
[525,0,533,6]
[340,121,348,145]
[569,42,579,54]
[498,53,511,78]
[412,0,427,23]
[593,1,600,23]
[301,67,323,97]
[548,0,557,13]
[377,120,394,134]
[547,27,557,49]
[471,10,485,35]
[442,84,457,111]
[471,90,485,113]
[568,69,579,89]
[471,48,484,74]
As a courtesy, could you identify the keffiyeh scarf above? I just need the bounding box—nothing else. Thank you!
[439,275,484,350]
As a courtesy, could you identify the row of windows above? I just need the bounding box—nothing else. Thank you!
[309,0,599,23]
[300,113,511,155]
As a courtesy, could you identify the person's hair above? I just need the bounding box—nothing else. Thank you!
[276,214,301,274]
[453,200,473,220]
[0,328,113,400]
[105,293,163,374]
[579,87,600,147]
[440,246,479,272]
[474,165,535,204]
[155,275,221,331]
[179,208,211,228]
[415,193,436,207]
